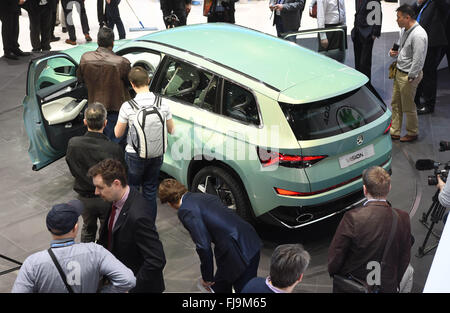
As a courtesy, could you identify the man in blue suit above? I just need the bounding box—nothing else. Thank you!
[158,178,262,293]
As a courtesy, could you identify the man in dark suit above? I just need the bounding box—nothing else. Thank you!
[0,0,31,59]
[351,0,382,83]
[269,0,305,41]
[66,103,125,243]
[328,166,412,293]
[89,159,166,293]
[158,178,262,293]
[413,0,450,114]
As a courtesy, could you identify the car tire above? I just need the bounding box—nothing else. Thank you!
[191,166,253,222]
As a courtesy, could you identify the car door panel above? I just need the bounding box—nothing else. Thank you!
[24,54,88,170]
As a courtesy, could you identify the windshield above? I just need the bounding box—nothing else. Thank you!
[280,86,386,140]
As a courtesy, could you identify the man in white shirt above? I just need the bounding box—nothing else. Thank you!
[311,0,346,50]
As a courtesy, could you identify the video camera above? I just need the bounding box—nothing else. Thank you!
[415,158,450,185]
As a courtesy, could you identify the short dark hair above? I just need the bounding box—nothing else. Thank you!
[362,166,391,198]
[396,4,416,20]
[87,159,127,187]
[129,66,150,88]
[158,178,188,204]
[84,103,107,130]
[97,27,114,48]
[270,244,310,289]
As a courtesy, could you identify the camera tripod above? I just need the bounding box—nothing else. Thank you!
[417,190,447,257]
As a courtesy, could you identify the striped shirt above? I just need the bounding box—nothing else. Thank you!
[11,240,136,293]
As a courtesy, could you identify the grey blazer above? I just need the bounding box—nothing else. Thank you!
[271,0,306,33]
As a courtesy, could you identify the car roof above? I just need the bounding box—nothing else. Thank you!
[136,23,368,103]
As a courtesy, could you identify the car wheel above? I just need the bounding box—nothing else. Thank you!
[191,166,253,222]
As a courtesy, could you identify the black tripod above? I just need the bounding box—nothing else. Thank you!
[417,190,447,257]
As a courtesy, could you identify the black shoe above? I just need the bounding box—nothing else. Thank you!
[31,48,41,53]
[62,27,67,33]
[50,36,60,42]
[417,105,434,115]
[13,49,31,57]
[3,52,19,60]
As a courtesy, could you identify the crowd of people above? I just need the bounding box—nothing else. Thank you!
[3,0,450,293]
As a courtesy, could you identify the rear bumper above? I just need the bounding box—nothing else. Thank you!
[258,166,392,229]
[258,189,365,229]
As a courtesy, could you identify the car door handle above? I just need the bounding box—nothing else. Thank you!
[43,86,72,102]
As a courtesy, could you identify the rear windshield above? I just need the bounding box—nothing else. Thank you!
[280,86,386,140]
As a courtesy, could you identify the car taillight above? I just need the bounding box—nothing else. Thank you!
[384,120,392,134]
[257,147,327,168]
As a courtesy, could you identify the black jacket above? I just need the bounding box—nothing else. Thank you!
[413,0,449,47]
[98,188,166,293]
[352,0,382,40]
[0,0,21,13]
[66,131,125,196]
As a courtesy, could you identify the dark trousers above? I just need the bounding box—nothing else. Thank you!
[98,0,107,26]
[212,252,260,293]
[106,0,126,39]
[415,46,444,106]
[61,0,90,41]
[28,5,52,50]
[104,112,127,150]
[49,0,58,37]
[78,194,111,243]
[0,12,20,54]
[125,152,163,222]
[353,31,375,82]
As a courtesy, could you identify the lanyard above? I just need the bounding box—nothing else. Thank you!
[417,0,431,23]
[50,240,75,248]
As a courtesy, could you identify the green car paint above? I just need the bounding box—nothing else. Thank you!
[24,24,392,227]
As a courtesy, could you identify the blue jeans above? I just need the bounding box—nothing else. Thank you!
[125,152,163,222]
[104,112,127,150]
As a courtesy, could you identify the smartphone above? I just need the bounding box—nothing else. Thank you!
[392,43,399,51]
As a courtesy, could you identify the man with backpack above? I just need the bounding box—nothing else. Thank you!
[114,66,175,222]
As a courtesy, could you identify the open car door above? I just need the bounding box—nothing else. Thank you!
[284,25,347,63]
[23,53,88,170]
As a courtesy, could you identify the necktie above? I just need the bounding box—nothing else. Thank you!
[107,205,117,251]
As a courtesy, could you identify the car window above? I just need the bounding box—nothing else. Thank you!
[121,50,162,81]
[222,80,260,126]
[34,57,77,90]
[158,59,217,113]
[280,86,386,140]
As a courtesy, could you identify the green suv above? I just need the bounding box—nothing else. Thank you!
[23,23,392,228]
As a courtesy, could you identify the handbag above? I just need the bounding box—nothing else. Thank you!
[388,61,397,79]
[332,209,399,293]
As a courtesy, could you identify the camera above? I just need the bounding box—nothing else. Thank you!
[415,158,450,185]
[164,13,180,29]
